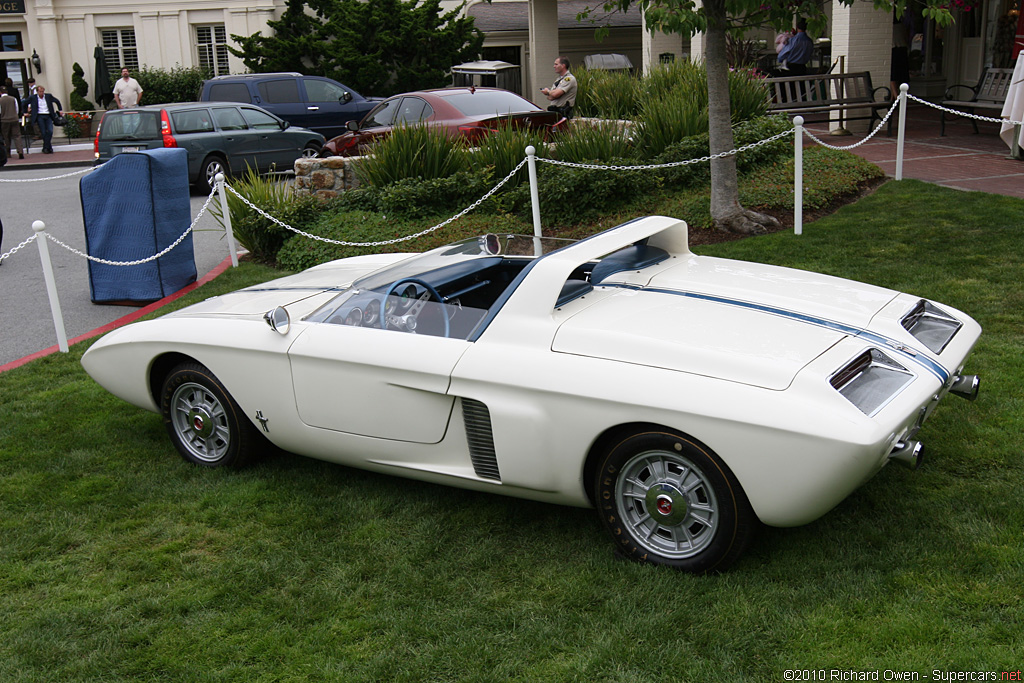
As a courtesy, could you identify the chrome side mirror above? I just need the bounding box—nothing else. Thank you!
[264,306,291,335]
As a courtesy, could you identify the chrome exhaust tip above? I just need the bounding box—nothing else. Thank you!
[889,440,924,470]
[949,374,980,401]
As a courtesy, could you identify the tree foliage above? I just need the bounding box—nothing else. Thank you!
[230,0,484,96]
[584,0,955,233]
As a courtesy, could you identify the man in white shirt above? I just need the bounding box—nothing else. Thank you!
[113,69,144,109]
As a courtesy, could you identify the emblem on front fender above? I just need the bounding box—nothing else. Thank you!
[255,410,270,432]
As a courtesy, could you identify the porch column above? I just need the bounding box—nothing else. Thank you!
[830,0,892,132]
[528,0,558,108]
[642,8,685,74]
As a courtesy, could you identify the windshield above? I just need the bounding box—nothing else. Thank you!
[99,111,162,141]
[305,234,576,339]
[442,91,541,117]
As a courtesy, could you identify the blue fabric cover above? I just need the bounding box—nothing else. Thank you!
[80,148,196,303]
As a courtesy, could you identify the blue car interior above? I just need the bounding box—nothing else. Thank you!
[322,240,670,337]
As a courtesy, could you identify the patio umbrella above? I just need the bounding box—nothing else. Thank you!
[94,46,114,108]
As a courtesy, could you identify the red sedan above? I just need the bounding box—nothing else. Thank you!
[319,88,560,157]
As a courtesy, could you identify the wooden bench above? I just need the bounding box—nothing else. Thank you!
[940,67,1015,135]
[765,71,890,130]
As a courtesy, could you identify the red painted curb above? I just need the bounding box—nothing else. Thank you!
[0,256,236,374]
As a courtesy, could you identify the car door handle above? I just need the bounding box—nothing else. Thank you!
[307,106,320,111]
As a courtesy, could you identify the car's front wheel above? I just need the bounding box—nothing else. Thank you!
[593,430,756,573]
[160,362,260,468]
[196,155,227,194]
[301,142,321,158]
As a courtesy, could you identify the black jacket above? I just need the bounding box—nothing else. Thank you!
[26,93,62,125]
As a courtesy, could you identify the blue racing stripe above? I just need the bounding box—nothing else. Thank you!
[601,284,951,382]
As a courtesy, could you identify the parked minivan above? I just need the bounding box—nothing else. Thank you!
[94,102,325,192]
[200,73,382,140]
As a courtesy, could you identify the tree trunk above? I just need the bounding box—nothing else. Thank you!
[704,0,780,234]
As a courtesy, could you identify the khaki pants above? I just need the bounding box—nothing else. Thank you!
[1,119,23,155]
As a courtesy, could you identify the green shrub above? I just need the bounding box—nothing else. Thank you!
[210,169,319,264]
[133,65,211,105]
[635,90,709,158]
[506,158,654,226]
[649,114,793,188]
[69,62,92,111]
[356,124,469,187]
[277,212,529,271]
[651,134,713,188]
[727,68,771,122]
[642,60,702,101]
[470,125,548,190]
[732,114,793,172]
[740,146,884,210]
[375,171,496,218]
[554,120,633,163]
[588,69,641,120]
[572,67,599,118]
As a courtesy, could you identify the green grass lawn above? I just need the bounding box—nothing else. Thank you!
[1,180,1021,681]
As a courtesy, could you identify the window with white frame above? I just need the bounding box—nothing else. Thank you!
[196,25,230,77]
[101,29,139,71]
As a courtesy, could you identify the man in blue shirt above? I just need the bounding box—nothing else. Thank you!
[778,19,814,76]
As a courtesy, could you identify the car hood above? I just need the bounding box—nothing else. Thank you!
[165,253,407,320]
[552,255,901,390]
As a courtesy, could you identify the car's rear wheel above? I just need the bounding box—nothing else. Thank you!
[196,155,227,194]
[593,430,756,573]
[160,362,259,468]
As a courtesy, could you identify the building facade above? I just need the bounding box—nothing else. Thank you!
[2,0,1020,114]
[1,0,276,105]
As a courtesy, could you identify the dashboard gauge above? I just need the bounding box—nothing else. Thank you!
[363,299,380,325]
[344,307,363,326]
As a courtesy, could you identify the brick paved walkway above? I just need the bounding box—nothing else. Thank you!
[804,102,1024,199]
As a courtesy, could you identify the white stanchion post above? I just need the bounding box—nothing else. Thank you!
[33,221,69,353]
[215,173,239,268]
[526,146,542,240]
[895,83,909,181]
[794,116,804,236]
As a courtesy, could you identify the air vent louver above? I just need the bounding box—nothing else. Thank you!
[462,398,501,481]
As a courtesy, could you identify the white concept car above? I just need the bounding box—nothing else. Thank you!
[82,216,982,572]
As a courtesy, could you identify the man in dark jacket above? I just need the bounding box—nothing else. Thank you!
[25,85,63,154]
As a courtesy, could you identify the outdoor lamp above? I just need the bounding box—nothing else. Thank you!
[32,49,41,73]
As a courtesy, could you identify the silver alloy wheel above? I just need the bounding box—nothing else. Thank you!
[615,449,720,559]
[169,381,231,463]
[204,158,225,188]
[301,144,320,158]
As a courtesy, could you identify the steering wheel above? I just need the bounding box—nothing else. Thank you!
[381,278,450,338]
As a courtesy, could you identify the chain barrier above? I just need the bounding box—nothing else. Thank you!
[0,166,93,183]
[535,127,796,171]
[43,185,219,266]
[907,93,1024,127]
[0,233,40,265]
[224,156,531,248]
[800,97,902,150]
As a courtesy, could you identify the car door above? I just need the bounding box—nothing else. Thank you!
[350,97,402,153]
[288,323,471,444]
[301,77,365,139]
[239,106,295,171]
[255,78,306,129]
[394,96,434,126]
[209,106,262,175]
